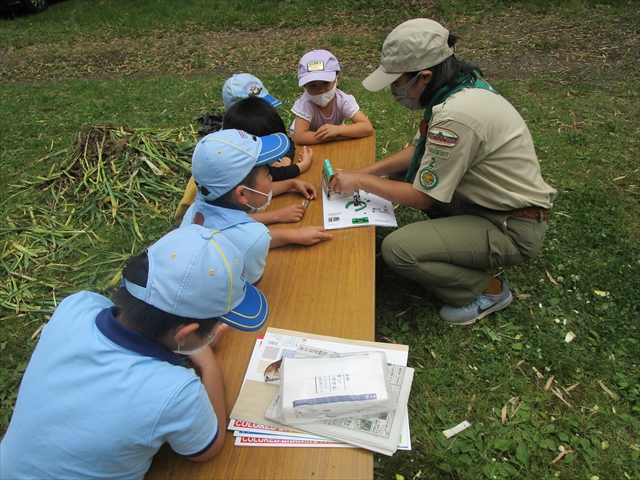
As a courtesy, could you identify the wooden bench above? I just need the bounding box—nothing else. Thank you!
[145,134,377,480]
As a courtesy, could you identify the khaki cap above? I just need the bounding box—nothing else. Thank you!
[363,19,455,91]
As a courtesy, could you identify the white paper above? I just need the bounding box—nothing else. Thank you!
[322,187,397,230]
[280,352,392,422]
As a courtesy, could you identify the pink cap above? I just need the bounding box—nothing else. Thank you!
[297,50,341,86]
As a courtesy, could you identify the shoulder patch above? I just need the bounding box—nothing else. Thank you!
[426,145,450,159]
[419,168,439,190]
[427,127,459,147]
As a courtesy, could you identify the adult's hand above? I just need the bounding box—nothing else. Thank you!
[329,170,361,194]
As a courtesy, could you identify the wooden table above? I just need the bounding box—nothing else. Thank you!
[145,134,377,480]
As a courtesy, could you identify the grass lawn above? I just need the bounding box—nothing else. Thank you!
[1,0,638,478]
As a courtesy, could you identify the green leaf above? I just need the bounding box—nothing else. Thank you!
[494,438,511,451]
[516,443,531,466]
[579,438,591,450]
[558,432,569,442]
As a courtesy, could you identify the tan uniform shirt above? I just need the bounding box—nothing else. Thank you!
[412,88,557,210]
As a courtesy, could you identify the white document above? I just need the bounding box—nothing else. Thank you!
[280,352,393,423]
[322,187,397,230]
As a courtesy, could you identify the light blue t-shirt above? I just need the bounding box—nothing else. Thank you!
[0,292,218,480]
[180,198,271,285]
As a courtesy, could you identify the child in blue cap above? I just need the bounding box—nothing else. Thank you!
[291,49,373,145]
[180,129,332,285]
[1,225,268,478]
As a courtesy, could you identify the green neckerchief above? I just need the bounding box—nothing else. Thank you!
[404,73,498,183]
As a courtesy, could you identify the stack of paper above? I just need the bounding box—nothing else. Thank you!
[228,328,413,455]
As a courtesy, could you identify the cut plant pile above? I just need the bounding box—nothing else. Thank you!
[1,124,196,325]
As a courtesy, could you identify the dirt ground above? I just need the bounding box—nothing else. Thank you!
[2,8,638,86]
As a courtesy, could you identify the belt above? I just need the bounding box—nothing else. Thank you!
[509,207,550,221]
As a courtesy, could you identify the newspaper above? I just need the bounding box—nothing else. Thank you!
[265,344,414,456]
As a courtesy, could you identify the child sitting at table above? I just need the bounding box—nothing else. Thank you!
[291,49,373,145]
[223,96,313,226]
[175,73,305,222]
[181,129,332,285]
[0,225,268,478]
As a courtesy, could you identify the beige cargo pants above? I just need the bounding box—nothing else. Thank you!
[381,196,548,307]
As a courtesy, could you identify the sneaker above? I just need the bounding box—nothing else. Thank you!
[439,277,513,325]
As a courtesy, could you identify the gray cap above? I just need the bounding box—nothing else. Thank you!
[363,19,455,91]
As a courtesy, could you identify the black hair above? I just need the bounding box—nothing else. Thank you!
[112,252,220,341]
[223,96,287,136]
[412,34,484,108]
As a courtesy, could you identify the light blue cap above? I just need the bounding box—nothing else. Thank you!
[222,73,282,110]
[192,129,290,201]
[123,225,268,331]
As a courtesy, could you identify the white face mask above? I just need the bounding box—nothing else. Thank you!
[172,331,215,356]
[242,186,273,213]
[391,72,427,111]
[307,84,337,107]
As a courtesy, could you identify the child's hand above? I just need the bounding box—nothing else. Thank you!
[315,124,342,141]
[188,342,217,371]
[296,146,313,174]
[208,323,229,350]
[275,204,306,223]
[291,179,317,200]
[294,226,332,245]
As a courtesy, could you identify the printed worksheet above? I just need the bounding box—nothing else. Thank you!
[322,187,398,230]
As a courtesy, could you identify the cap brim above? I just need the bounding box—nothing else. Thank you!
[298,72,337,86]
[362,68,403,92]
[256,133,291,165]
[218,283,268,332]
[261,93,282,109]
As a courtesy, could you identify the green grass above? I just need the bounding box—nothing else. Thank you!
[1,1,639,478]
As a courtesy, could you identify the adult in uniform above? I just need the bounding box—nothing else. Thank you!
[329,18,556,325]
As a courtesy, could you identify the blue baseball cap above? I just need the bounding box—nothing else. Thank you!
[192,129,290,202]
[222,73,282,110]
[123,225,268,331]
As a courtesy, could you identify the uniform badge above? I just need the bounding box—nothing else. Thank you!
[419,168,438,190]
[427,127,459,147]
[427,145,450,159]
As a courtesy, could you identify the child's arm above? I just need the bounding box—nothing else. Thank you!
[272,178,317,199]
[292,116,326,145]
[314,111,373,142]
[175,175,198,222]
[249,204,307,225]
[269,226,332,248]
[187,344,226,461]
